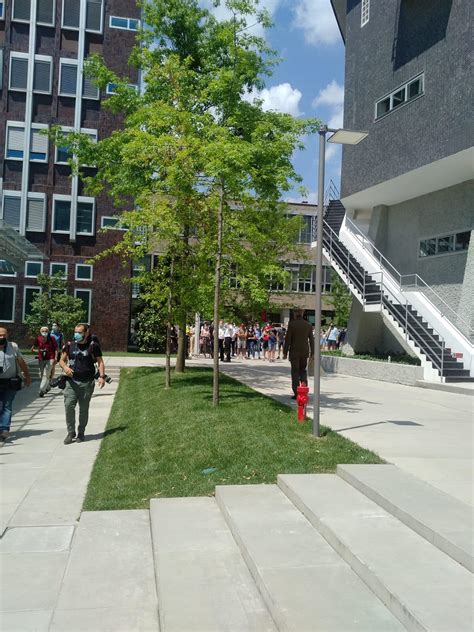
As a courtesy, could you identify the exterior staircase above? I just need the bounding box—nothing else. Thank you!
[53,466,473,631]
[320,199,474,383]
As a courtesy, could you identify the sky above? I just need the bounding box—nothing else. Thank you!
[200,0,346,203]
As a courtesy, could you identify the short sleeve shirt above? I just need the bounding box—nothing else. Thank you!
[0,342,23,380]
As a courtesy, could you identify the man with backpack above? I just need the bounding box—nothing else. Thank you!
[59,323,106,444]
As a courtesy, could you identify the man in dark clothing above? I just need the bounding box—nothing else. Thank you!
[283,309,314,399]
[59,323,106,444]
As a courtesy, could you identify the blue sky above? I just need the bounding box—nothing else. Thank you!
[201,0,345,202]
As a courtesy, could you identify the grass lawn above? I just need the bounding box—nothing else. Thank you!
[84,367,383,511]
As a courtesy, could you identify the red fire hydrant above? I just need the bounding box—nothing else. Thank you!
[296,381,309,423]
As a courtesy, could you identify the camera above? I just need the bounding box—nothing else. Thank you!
[94,371,112,384]
[41,349,48,360]
[50,375,67,390]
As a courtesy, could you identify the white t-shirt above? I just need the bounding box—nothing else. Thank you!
[0,342,22,380]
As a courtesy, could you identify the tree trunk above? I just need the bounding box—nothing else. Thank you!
[175,313,186,373]
[213,186,224,406]
[165,260,174,389]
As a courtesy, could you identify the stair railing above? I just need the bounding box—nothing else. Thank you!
[324,179,340,206]
[321,220,449,377]
[343,216,473,342]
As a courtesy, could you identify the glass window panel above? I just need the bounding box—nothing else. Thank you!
[419,239,436,257]
[33,59,51,93]
[455,231,471,251]
[86,0,102,31]
[26,261,42,277]
[75,290,91,320]
[0,287,15,320]
[110,16,129,28]
[392,88,406,109]
[408,78,422,99]
[54,200,71,232]
[37,0,54,25]
[376,97,390,118]
[60,63,78,96]
[10,57,28,90]
[129,19,139,30]
[3,196,21,229]
[76,264,92,280]
[13,0,30,21]
[51,263,67,276]
[77,202,94,234]
[63,0,80,28]
[436,235,454,253]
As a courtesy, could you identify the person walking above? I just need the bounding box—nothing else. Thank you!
[283,310,314,400]
[50,323,63,362]
[59,323,106,444]
[236,324,247,360]
[224,321,234,362]
[0,327,32,442]
[31,326,58,397]
[218,320,226,361]
[327,324,339,350]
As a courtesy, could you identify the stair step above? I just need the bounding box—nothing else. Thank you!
[278,474,472,632]
[149,497,276,632]
[442,369,471,377]
[445,376,474,383]
[216,484,403,632]
[337,465,473,572]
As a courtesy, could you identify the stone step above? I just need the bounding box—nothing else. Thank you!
[149,497,276,632]
[337,464,473,572]
[215,484,404,632]
[50,510,159,631]
[278,474,473,632]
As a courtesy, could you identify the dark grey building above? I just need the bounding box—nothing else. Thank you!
[328,0,473,377]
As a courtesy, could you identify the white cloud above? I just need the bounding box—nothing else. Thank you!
[292,0,340,46]
[325,143,340,163]
[312,80,344,108]
[244,82,303,117]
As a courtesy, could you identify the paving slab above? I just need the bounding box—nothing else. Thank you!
[150,496,276,632]
[0,525,74,553]
[278,473,473,632]
[0,552,69,612]
[215,484,404,632]
[55,511,158,620]
[0,609,53,631]
[337,464,474,571]
[49,607,159,632]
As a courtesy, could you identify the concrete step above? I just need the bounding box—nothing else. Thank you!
[337,464,473,572]
[215,484,404,632]
[50,510,159,631]
[278,474,473,632]
[149,497,276,632]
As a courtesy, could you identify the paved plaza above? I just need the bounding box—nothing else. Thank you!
[0,357,472,630]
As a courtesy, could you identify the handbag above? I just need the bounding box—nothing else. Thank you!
[9,376,23,391]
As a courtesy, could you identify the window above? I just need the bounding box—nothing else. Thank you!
[0,286,16,322]
[75,289,91,322]
[0,2,4,19]
[12,0,30,22]
[26,195,46,232]
[0,48,3,86]
[83,75,99,100]
[295,215,314,244]
[75,264,93,281]
[37,0,55,26]
[375,74,424,120]
[53,196,95,235]
[361,0,370,27]
[101,216,126,230]
[59,59,78,96]
[23,286,42,321]
[55,127,97,164]
[109,16,140,31]
[50,262,68,277]
[0,260,17,277]
[285,264,330,293]
[2,192,21,230]
[9,54,28,91]
[25,260,43,278]
[86,0,103,32]
[33,57,53,94]
[62,0,80,29]
[419,231,471,258]
[30,126,49,161]
[106,82,138,95]
[6,123,49,162]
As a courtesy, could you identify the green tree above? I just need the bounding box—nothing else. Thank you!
[25,274,87,340]
[328,272,352,327]
[54,0,318,402]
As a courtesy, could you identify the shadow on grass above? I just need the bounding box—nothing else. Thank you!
[83,426,127,442]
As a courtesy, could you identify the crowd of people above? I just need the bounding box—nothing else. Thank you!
[186,319,348,361]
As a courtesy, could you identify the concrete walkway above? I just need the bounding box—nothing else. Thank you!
[0,355,472,631]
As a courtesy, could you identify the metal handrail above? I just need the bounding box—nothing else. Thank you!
[320,220,449,376]
[343,216,473,341]
[324,179,340,206]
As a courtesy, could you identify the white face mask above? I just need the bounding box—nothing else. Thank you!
[41,331,49,337]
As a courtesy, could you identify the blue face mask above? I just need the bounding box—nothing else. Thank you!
[74,332,84,342]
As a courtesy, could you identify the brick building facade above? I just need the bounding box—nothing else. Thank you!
[0,0,140,350]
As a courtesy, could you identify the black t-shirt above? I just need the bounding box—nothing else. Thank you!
[65,340,102,382]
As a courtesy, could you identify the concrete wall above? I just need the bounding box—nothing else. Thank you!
[321,354,423,386]
[371,181,473,314]
[341,0,470,197]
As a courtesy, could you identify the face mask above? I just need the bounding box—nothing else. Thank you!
[74,332,84,342]
[52,326,58,332]
[41,332,49,338]
[0,337,6,346]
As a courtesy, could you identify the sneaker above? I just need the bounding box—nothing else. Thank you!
[76,433,85,443]
[64,432,76,445]
[0,431,9,443]
[39,391,44,398]
[291,395,297,400]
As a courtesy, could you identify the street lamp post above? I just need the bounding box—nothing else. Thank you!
[312,125,368,437]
